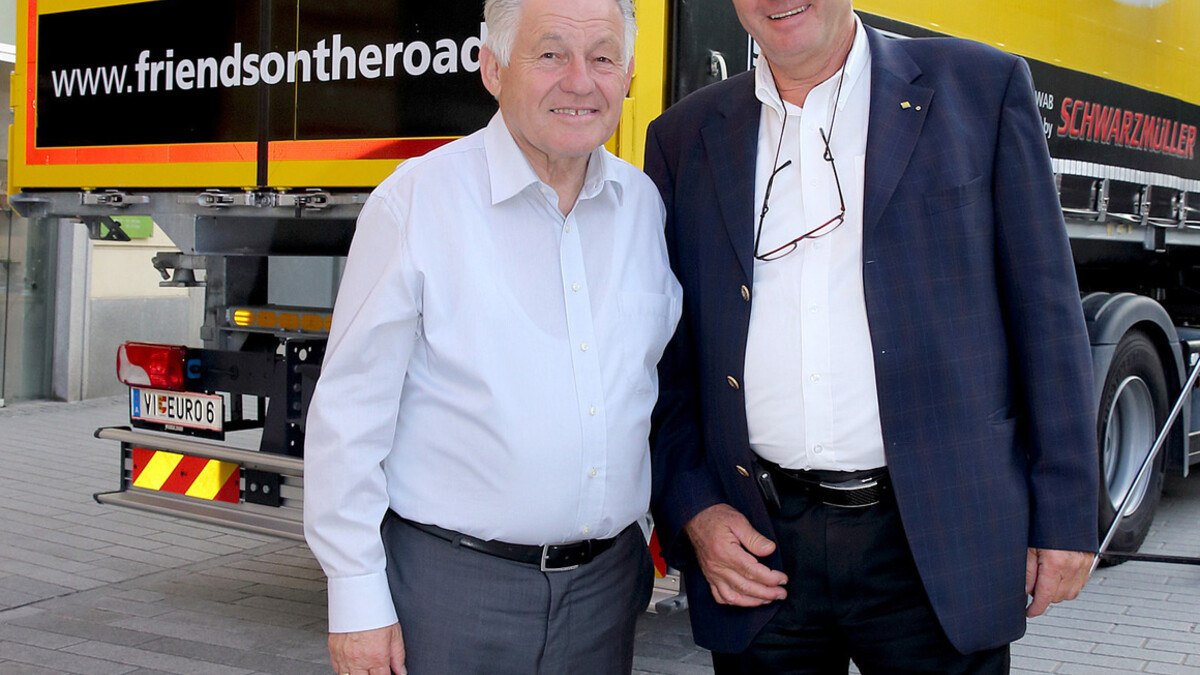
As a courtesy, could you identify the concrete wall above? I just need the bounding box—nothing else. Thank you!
[54,222,204,401]
[86,226,204,398]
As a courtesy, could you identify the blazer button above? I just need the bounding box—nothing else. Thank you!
[741,285,751,302]
[726,375,740,390]
[736,465,750,477]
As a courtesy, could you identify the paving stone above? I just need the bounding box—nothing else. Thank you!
[210,534,279,549]
[93,595,177,619]
[0,588,46,610]
[138,636,329,675]
[0,663,74,675]
[0,639,137,674]
[143,532,245,557]
[1008,654,1059,672]
[0,559,107,592]
[110,589,167,604]
[10,612,162,647]
[226,558,326,581]
[1145,638,1200,656]
[0,622,89,650]
[111,614,260,651]
[65,640,256,675]
[1145,663,1200,675]
[1092,642,1188,664]
[1057,665,1154,675]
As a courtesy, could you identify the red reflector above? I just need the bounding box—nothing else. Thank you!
[117,342,188,391]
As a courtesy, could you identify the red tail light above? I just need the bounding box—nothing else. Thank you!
[116,342,188,391]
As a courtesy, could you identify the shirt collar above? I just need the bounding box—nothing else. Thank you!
[484,111,625,208]
[754,14,870,119]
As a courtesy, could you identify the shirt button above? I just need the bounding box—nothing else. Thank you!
[580,342,589,352]
[810,373,820,382]
[727,375,740,390]
[814,444,824,454]
[809,304,819,313]
[589,467,598,478]
[589,405,597,416]
[582,526,591,535]
[572,282,581,292]
[565,224,572,233]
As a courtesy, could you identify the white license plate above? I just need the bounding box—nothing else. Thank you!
[130,388,224,433]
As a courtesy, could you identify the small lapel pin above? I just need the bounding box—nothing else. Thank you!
[900,101,911,109]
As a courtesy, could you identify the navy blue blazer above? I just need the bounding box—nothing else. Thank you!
[645,25,1099,654]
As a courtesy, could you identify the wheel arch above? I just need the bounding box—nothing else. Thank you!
[1082,292,1188,475]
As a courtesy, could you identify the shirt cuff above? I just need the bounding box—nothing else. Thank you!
[326,571,398,633]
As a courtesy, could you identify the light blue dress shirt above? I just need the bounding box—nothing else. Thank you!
[304,112,682,633]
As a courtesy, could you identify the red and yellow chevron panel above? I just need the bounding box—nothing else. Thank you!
[130,447,240,504]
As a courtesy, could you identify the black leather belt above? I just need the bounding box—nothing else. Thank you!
[759,461,891,508]
[398,516,619,572]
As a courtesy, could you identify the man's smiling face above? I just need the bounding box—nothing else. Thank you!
[732,0,854,77]
[481,0,633,176]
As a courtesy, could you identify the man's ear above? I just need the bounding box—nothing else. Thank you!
[624,54,636,95]
[480,46,502,100]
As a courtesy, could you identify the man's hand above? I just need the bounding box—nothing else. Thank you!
[685,504,788,607]
[1025,547,1094,617]
[328,623,406,675]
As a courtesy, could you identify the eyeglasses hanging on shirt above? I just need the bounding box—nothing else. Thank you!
[753,56,849,263]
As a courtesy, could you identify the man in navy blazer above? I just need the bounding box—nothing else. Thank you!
[645,0,1099,671]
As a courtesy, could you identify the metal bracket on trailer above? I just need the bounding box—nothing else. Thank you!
[1096,342,1200,568]
[650,573,687,614]
[81,190,151,208]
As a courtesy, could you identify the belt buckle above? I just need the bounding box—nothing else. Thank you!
[540,545,579,572]
[819,477,880,508]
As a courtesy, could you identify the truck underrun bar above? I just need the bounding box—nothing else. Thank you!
[93,426,305,540]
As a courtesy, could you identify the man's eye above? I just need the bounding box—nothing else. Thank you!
[541,52,559,60]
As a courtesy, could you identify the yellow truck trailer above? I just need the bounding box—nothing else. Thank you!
[10,0,1200,577]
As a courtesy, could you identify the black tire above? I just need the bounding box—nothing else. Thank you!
[1096,330,1168,564]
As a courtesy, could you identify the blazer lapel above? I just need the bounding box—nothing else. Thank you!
[701,75,761,282]
[863,27,933,236]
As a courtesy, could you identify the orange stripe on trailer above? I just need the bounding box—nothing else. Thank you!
[269,137,454,162]
[26,142,257,166]
[130,447,240,504]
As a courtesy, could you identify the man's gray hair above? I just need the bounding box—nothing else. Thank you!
[484,0,637,67]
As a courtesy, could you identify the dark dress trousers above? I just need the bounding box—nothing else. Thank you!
[645,23,1099,655]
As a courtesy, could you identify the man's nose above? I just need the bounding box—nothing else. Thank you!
[559,57,597,94]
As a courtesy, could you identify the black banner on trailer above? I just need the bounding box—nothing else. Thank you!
[35,0,495,148]
[37,0,262,147]
[271,0,494,142]
[858,13,1200,182]
[1030,60,1198,182]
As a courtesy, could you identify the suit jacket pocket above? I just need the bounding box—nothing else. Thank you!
[924,175,986,215]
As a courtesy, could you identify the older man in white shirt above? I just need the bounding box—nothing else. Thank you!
[303,0,681,673]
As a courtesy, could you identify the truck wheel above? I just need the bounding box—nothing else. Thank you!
[1096,330,1167,562]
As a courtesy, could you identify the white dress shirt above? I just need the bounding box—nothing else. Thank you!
[744,16,886,471]
[304,112,682,633]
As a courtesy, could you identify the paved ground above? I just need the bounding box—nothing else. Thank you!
[1,397,1199,674]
